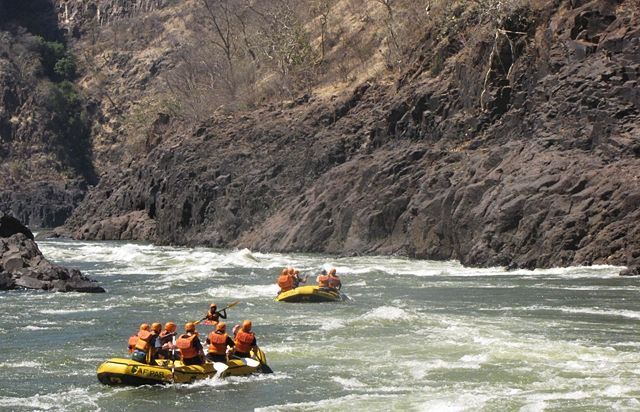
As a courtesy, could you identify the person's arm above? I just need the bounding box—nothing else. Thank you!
[219,309,227,319]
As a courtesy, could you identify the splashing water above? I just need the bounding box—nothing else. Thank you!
[0,239,638,411]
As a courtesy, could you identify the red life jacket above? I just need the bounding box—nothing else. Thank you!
[134,330,153,352]
[328,276,341,289]
[234,330,255,354]
[277,274,294,291]
[317,275,329,287]
[127,335,138,353]
[176,333,199,359]
[208,332,228,355]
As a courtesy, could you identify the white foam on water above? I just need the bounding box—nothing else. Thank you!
[358,306,417,322]
[40,305,122,315]
[319,318,345,331]
[204,284,279,299]
[256,393,396,411]
[0,387,100,411]
[526,305,640,320]
[0,361,41,368]
[222,248,261,265]
[24,325,59,331]
[416,393,491,412]
[332,376,367,389]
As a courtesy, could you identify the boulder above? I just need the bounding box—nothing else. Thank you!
[619,266,640,277]
[0,215,105,293]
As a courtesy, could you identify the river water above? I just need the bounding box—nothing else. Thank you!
[1,239,639,411]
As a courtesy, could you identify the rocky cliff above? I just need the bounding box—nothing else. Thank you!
[2,0,639,272]
[61,0,640,271]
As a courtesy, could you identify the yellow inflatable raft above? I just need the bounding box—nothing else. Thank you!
[97,350,269,385]
[275,285,348,303]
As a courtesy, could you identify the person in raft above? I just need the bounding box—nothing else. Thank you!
[327,268,342,290]
[175,322,205,365]
[128,323,149,353]
[316,269,330,288]
[156,321,178,360]
[205,322,235,363]
[233,319,259,358]
[277,267,309,293]
[130,322,160,363]
[292,268,308,287]
[204,303,227,325]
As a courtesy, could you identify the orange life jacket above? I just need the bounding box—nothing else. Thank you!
[127,335,138,353]
[317,275,329,287]
[134,330,153,352]
[328,276,341,289]
[234,330,255,354]
[176,333,199,359]
[277,274,294,291]
[208,332,228,355]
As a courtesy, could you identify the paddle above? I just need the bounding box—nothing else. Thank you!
[254,348,273,374]
[171,336,176,382]
[193,300,240,325]
[231,355,260,368]
[213,362,229,374]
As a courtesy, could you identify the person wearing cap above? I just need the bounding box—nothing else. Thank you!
[131,322,158,364]
[175,322,205,365]
[327,268,342,290]
[156,321,178,360]
[277,268,295,293]
[233,319,258,358]
[316,269,330,288]
[205,322,235,363]
[127,323,149,354]
[204,303,227,325]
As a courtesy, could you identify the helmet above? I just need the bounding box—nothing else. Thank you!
[281,268,288,275]
[242,319,252,332]
[329,268,336,275]
[185,322,195,333]
[165,322,177,333]
[151,322,162,333]
[140,323,150,331]
[216,322,226,332]
[294,269,300,275]
[210,303,217,310]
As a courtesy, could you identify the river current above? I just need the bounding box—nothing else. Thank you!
[0,239,639,411]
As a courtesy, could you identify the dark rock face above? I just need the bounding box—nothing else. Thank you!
[0,213,104,292]
[63,1,640,271]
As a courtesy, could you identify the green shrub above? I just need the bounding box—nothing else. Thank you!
[34,36,77,80]
[53,55,77,80]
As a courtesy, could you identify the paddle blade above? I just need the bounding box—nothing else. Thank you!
[213,362,229,373]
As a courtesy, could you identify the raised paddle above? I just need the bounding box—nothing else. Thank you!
[193,300,240,325]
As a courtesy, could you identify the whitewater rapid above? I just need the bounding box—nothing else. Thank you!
[0,239,639,411]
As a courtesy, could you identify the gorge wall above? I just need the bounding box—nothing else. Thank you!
[1,0,639,271]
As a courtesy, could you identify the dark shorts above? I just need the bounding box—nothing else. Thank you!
[182,357,203,366]
[235,351,251,358]
[206,353,227,363]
